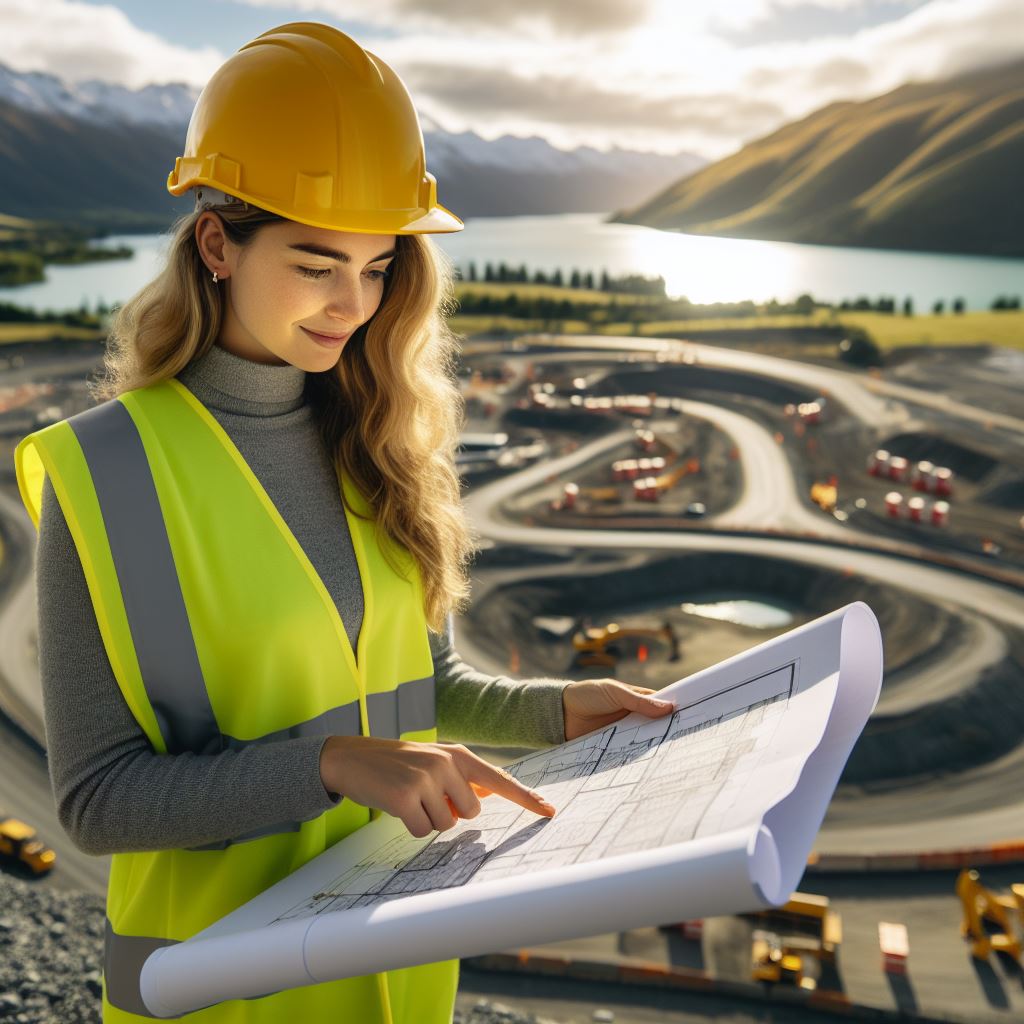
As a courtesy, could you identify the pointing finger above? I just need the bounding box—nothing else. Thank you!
[468,763,556,817]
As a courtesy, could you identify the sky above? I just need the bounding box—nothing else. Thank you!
[0,0,1021,160]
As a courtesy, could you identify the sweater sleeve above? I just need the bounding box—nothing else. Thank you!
[432,613,569,748]
[35,473,340,857]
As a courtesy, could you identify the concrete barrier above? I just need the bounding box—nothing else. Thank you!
[464,948,947,1020]
[807,840,1024,872]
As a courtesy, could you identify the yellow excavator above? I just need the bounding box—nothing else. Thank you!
[572,621,681,668]
[0,817,57,875]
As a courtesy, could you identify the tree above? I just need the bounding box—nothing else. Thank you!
[902,297,914,317]
[793,293,815,315]
[838,327,882,368]
[952,297,965,314]
[932,300,944,314]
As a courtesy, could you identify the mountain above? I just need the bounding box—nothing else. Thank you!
[608,58,1024,258]
[0,63,704,233]
[0,64,198,129]
[424,130,704,219]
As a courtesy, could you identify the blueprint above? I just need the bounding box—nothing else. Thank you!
[274,665,792,920]
[139,601,883,1019]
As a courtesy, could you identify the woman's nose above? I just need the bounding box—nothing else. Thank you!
[324,281,366,324]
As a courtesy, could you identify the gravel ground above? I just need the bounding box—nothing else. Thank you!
[0,870,564,1024]
[0,871,105,1022]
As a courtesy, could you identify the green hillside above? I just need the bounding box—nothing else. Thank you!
[0,213,134,286]
[0,100,181,234]
[610,59,1024,257]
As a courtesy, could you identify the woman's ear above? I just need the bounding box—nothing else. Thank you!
[195,212,231,279]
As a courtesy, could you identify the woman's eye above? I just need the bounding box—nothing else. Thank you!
[297,267,391,280]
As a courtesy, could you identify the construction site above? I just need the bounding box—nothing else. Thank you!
[0,333,1023,1023]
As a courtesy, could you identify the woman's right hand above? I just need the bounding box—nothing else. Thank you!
[319,735,556,838]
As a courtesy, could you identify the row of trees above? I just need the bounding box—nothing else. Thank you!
[455,264,1021,316]
[457,262,667,296]
[839,295,1021,315]
[0,298,113,325]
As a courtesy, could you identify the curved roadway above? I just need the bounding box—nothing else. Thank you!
[1,335,1022,897]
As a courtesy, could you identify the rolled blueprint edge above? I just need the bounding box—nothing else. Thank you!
[139,915,316,1018]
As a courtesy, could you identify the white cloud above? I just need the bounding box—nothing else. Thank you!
[232,0,657,36]
[0,0,223,88]
[356,0,1024,157]
[0,0,1020,159]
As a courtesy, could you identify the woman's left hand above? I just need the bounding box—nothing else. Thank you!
[561,678,675,742]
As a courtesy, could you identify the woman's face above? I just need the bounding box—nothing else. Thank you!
[196,213,397,369]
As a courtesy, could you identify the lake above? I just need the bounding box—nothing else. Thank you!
[1,212,1021,314]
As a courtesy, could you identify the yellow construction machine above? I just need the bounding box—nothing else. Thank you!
[572,621,681,668]
[0,817,56,875]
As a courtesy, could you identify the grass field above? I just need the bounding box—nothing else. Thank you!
[0,302,1020,353]
[453,281,653,304]
[0,323,105,345]
[447,306,1024,352]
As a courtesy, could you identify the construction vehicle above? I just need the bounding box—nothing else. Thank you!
[0,817,57,875]
[956,867,1024,961]
[572,621,681,668]
[810,481,837,513]
[743,891,842,966]
[751,929,815,989]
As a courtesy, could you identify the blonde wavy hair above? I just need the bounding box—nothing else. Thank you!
[90,202,479,635]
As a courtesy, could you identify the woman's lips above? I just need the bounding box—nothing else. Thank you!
[302,326,352,346]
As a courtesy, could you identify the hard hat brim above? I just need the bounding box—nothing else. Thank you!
[169,175,465,235]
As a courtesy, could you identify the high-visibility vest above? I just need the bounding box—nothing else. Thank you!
[15,376,459,1022]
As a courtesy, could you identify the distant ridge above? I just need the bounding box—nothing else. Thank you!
[609,58,1024,258]
[0,62,704,232]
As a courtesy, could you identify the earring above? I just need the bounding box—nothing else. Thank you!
[212,270,219,283]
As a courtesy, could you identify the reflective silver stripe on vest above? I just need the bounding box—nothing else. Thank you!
[67,401,221,757]
[369,673,435,737]
[104,917,182,1018]
[69,399,436,851]
[104,918,284,1017]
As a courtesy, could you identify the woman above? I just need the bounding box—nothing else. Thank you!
[14,21,674,1023]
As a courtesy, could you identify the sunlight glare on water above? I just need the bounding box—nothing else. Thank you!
[621,226,838,303]
[680,598,794,628]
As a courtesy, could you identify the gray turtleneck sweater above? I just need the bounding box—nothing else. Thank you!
[34,343,568,856]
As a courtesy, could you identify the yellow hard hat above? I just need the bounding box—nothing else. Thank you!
[167,21,464,234]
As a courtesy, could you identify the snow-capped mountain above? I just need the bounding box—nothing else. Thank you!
[0,63,199,129]
[0,62,706,229]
